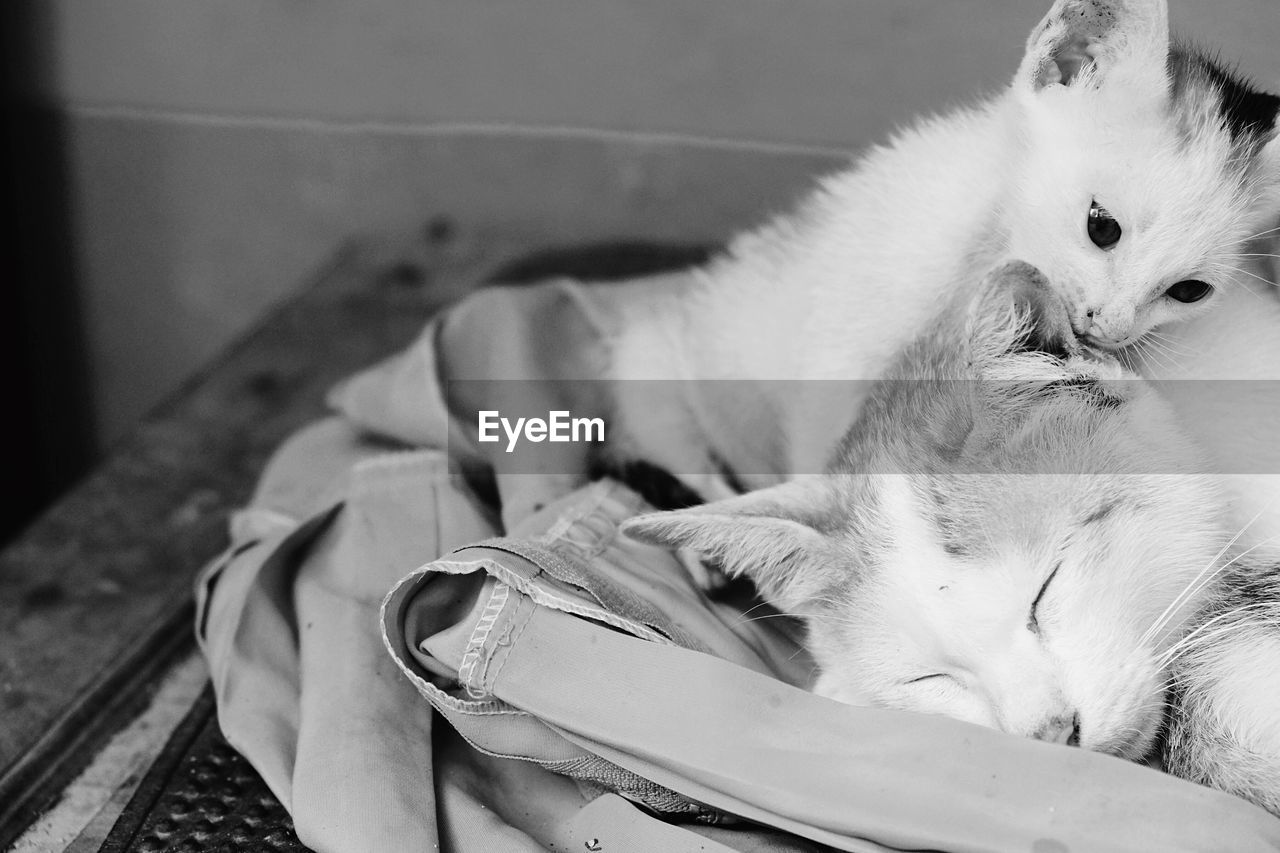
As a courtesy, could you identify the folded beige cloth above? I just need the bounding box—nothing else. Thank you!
[197,280,1280,852]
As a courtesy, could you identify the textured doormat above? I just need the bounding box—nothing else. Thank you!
[100,687,311,853]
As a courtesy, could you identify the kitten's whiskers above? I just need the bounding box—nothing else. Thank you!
[1139,514,1263,648]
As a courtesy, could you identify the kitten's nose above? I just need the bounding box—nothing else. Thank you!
[1070,307,1094,339]
[1034,712,1081,747]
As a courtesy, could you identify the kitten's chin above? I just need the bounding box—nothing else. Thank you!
[1088,724,1161,762]
[1081,694,1166,760]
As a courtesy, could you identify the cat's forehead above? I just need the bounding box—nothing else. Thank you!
[1025,51,1278,248]
[916,472,1107,534]
[1034,97,1248,212]
[899,469,1214,568]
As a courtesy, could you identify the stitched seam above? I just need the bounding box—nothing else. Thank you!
[487,598,536,692]
[459,581,510,697]
[429,558,493,576]
[481,560,671,645]
[539,481,614,551]
[378,589,523,718]
[424,683,525,716]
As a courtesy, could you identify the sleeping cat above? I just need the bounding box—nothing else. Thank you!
[621,261,1279,801]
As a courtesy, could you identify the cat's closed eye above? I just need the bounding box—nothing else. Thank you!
[1087,200,1122,250]
[903,673,951,686]
[1027,562,1061,633]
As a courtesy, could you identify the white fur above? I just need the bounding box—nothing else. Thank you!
[597,0,1280,811]
[601,0,1280,507]
[622,262,1230,761]
[1165,569,1280,815]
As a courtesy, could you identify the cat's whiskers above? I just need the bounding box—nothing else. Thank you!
[1230,223,1280,245]
[1205,261,1268,303]
[1131,338,1169,372]
[1136,335,1183,372]
[1215,261,1276,291]
[731,599,777,627]
[735,611,819,626]
[1141,333,1198,373]
[1138,513,1262,648]
[1148,535,1278,652]
[731,600,864,631]
[1159,624,1250,675]
[1143,329,1198,356]
[1156,602,1271,669]
[1129,343,1158,377]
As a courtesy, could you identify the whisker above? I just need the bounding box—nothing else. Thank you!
[1144,332,1198,361]
[1139,512,1262,646]
[1137,335,1184,371]
[1158,612,1264,669]
[1228,265,1277,289]
[1205,262,1269,300]
[1233,224,1280,244]
[739,611,839,626]
[1151,534,1280,649]
[1157,602,1272,668]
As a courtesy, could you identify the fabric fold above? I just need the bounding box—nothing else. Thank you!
[198,279,1280,852]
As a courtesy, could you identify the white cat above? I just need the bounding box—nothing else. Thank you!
[579,0,1280,548]
[431,0,1280,815]
[621,261,1273,789]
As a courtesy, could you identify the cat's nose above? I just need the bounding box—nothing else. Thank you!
[1071,307,1098,337]
[1078,305,1136,348]
[1034,711,1081,746]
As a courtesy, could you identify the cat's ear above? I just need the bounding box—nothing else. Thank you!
[620,478,842,612]
[1016,0,1169,92]
[1258,132,1280,212]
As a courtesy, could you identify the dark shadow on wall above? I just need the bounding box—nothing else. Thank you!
[2,2,98,544]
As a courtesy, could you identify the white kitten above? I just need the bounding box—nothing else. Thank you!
[622,261,1228,763]
[596,0,1280,517]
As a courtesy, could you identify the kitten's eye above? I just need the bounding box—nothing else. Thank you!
[1165,280,1213,304]
[1027,562,1061,634]
[904,674,948,685]
[1087,201,1122,250]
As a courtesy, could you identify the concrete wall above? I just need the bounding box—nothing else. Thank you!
[11,0,1280,453]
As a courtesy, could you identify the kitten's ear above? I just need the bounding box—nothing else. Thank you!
[1016,0,1169,91]
[1258,133,1280,211]
[620,478,842,612]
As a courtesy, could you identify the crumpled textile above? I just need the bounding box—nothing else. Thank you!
[196,279,1280,852]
